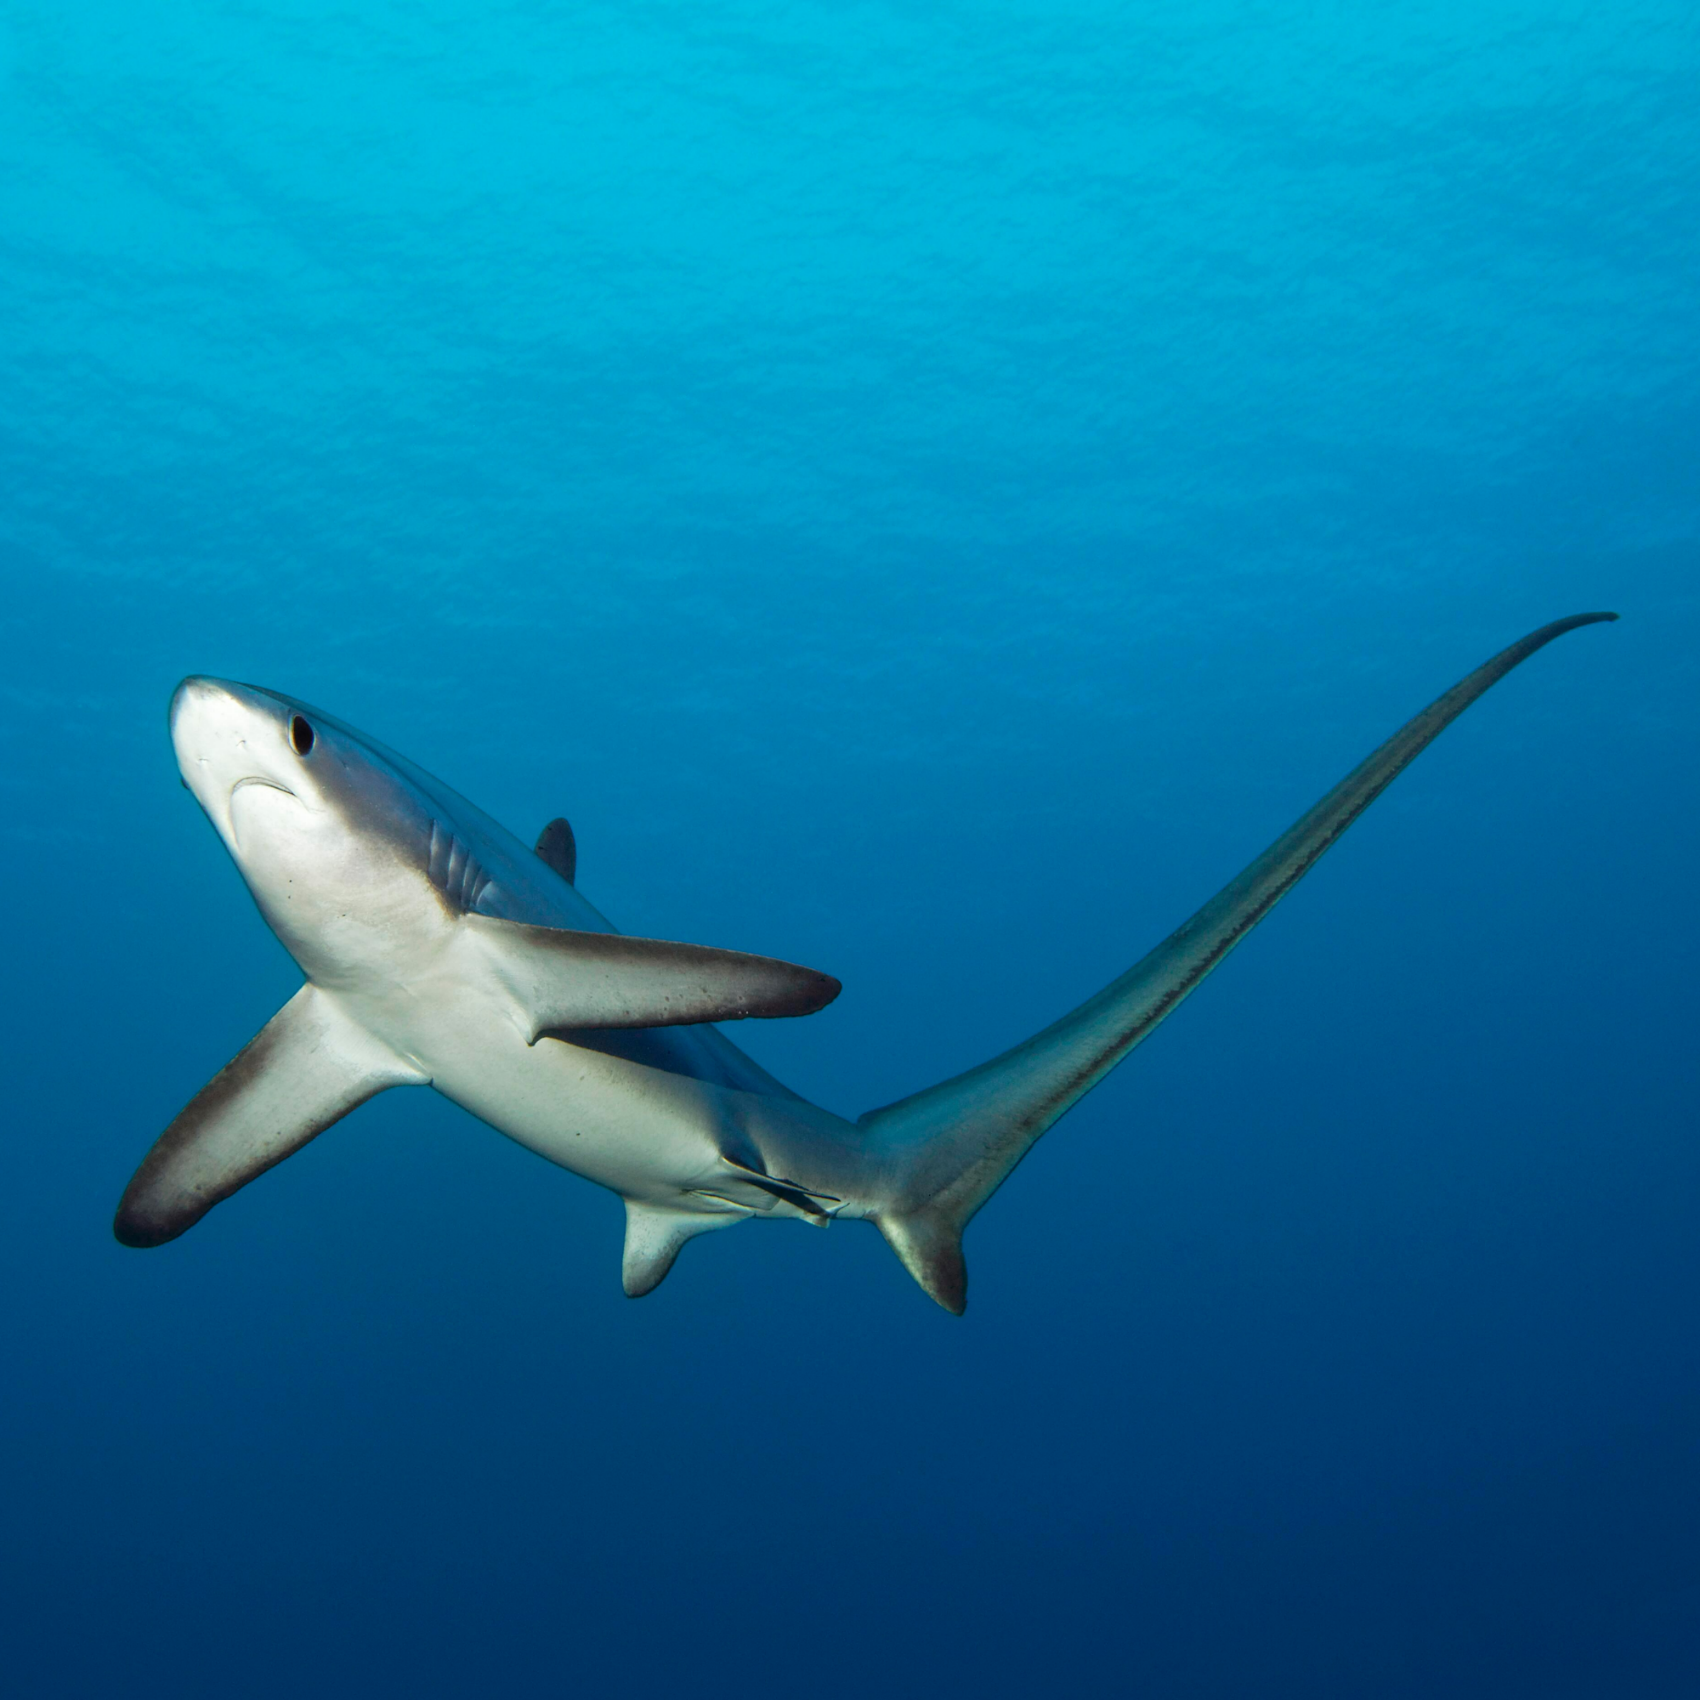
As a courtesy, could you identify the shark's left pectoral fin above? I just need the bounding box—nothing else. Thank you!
[114,985,424,1248]
[462,913,840,1040]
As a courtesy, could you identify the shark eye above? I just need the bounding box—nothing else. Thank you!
[289,716,316,756]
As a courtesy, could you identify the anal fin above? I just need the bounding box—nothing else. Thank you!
[621,1201,740,1298]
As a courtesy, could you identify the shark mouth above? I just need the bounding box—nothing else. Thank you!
[225,775,304,852]
[230,776,298,800]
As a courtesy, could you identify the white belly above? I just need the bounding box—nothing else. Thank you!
[345,985,736,1204]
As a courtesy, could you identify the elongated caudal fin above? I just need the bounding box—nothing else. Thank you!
[864,614,1618,1313]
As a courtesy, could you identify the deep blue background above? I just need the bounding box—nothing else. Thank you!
[3,5,1697,1694]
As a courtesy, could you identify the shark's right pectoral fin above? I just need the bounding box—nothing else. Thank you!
[114,985,424,1248]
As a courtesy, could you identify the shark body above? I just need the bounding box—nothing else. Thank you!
[117,614,1616,1310]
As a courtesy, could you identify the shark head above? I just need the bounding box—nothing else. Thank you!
[163,672,841,1054]
[170,676,448,983]
[174,676,345,827]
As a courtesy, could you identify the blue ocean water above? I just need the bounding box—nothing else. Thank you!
[2,3,1697,1694]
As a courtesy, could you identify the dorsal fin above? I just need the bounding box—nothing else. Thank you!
[535,817,577,884]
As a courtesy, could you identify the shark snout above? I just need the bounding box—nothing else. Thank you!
[170,676,303,818]
[170,674,281,728]
[170,676,230,740]
[171,676,286,750]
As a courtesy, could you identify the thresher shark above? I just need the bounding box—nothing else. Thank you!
[116,614,1615,1311]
